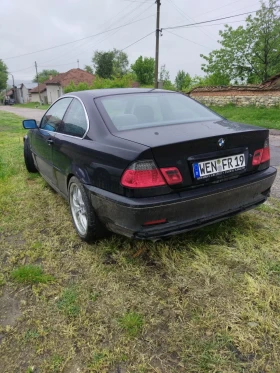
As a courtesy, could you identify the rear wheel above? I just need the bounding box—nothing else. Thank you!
[68,176,108,242]
[24,138,38,173]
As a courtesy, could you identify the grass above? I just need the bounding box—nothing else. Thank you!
[11,265,54,284]
[211,104,280,130]
[14,102,50,110]
[57,288,80,318]
[118,312,143,337]
[1,110,280,372]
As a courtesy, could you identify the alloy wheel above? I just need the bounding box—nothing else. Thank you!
[69,183,88,236]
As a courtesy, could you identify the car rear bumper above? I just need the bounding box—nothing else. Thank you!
[85,167,277,239]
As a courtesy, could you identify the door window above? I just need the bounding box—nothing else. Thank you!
[40,98,73,132]
[61,98,88,138]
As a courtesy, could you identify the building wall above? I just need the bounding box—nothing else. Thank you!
[47,85,64,104]
[30,91,47,103]
[190,90,280,107]
[18,85,31,103]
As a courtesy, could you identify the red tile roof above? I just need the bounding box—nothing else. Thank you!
[30,83,47,93]
[44,68,95,87]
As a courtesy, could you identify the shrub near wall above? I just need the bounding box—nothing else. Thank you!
[64,75,136,93]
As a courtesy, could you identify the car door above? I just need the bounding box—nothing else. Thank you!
[31,97,73,185]
[52,98,89,196]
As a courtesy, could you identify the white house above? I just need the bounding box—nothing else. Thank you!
[44,69,95,104]
[30,84,48,104]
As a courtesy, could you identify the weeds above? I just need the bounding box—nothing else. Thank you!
[1,111,280,372]
[11,265,55,284]
[118,312,143,337]
[57,288,80,317]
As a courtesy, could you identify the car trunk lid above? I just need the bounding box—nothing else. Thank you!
[113,120,269,190]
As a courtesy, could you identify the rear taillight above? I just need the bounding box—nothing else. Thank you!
[121,160,183,188]
[161,167,183,185]
[252,139,270,166]
[121,160,166,188]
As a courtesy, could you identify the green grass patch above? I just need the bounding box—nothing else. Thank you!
[1,111,280,372]
[11,265,55,284]
[24,329,40,341]
[14,102,49,110]
[57,288,80,317]
[118,312,143,337]
[210,104,280,130]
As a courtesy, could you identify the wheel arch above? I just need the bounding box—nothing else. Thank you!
[67,173,75,189]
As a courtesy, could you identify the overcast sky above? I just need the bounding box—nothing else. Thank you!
[1,0,259,84]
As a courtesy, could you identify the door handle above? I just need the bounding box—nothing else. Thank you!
[47,139,54,146]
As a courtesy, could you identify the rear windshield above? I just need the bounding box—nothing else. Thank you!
[96,92,220,131]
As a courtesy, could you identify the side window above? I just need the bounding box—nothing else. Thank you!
[61,99,88,138]
[41,98,73,132]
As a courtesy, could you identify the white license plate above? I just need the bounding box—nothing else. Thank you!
[193,153,246,179]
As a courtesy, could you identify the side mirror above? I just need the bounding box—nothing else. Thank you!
[23,119,38,129]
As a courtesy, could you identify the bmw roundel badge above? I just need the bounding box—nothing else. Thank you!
[218,138,225,148]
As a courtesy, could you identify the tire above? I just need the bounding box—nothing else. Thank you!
[24,138,38,173]
[68,176,108,242]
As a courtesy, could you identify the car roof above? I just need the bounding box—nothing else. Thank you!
[64,88,177,99]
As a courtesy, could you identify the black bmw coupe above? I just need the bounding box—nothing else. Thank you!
[23,88,276,241]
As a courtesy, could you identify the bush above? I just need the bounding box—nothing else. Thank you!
[64,74,136,93]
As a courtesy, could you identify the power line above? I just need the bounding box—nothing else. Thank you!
[123,0,153,2]
[193,0,252,18]
[163,7,279,30]
[39,0,138,65]
[121,30,154,51]
[187,19,247,28]
[79,3,155,57]
[166,0,216,42]
[8,5,155,78]
[38,2,154,66]
[165,30,212,49]
[39,62,78,68]
[9,65,34,74]
[2,15,157,61]
[212,2,262,18]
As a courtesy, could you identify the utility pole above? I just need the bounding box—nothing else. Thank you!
[9,73,16,103]
[77,59,79,68]
[154,0,161,89]
[35,61,41,104]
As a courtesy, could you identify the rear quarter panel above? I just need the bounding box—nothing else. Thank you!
[52,133,149,197]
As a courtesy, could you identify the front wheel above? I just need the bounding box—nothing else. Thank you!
[24,138,38,173]
[68,176,108,242]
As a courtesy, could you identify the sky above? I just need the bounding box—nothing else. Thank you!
[0,0,259,85]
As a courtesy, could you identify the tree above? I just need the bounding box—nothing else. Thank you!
[112,49,129,76]
[92,51,114,78]
[33,69,59,83]
[0,59,8,91]
[203,72,230,86]
[131,56,155,85]
[92,49,129,78]
[175,70,192,90]
[84,65,93,74]
[201,0,280,83]
[159,65,174,90]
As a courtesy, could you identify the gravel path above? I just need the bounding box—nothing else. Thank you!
[0,105,45,122]
[271,166,280,199]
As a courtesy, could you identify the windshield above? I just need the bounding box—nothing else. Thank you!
[96,92,221,131]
